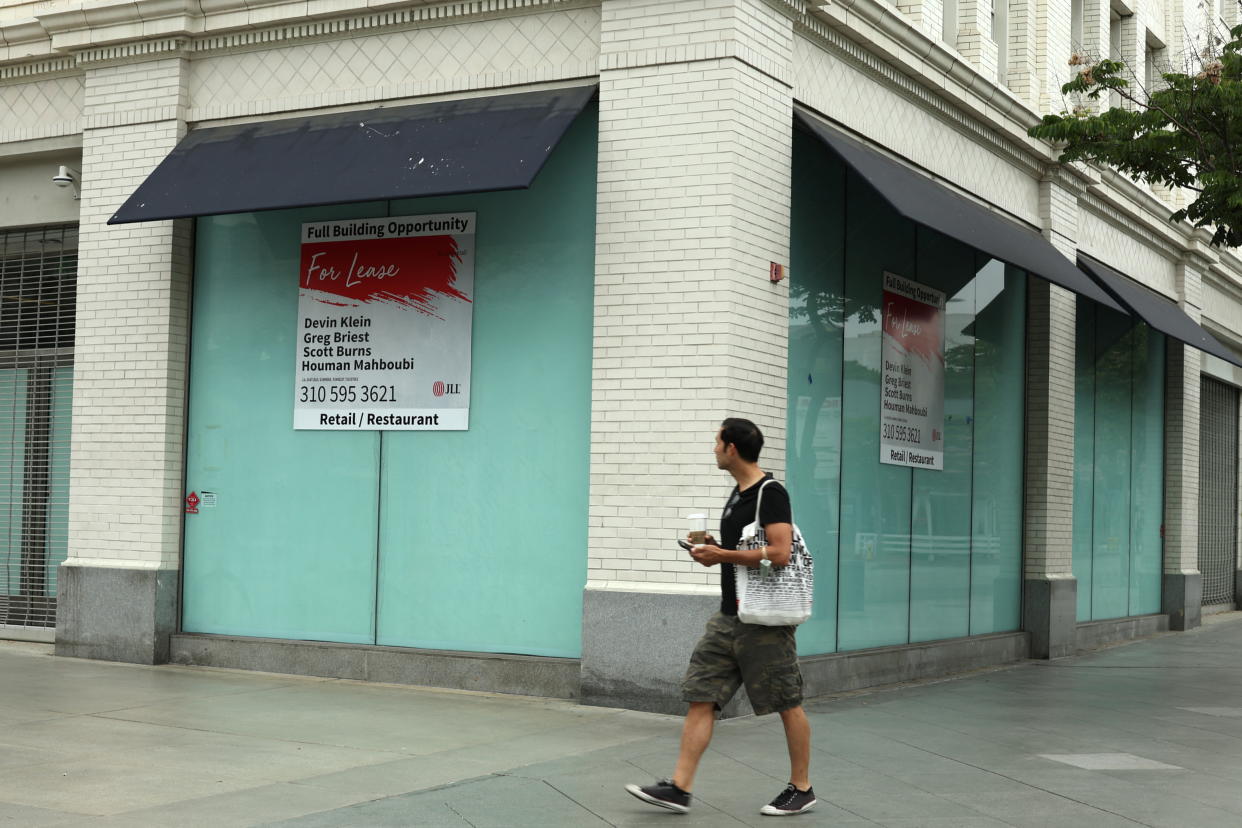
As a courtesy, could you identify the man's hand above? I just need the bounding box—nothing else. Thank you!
[690,544,727,567]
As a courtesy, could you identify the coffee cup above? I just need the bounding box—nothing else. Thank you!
[687,514,707,545]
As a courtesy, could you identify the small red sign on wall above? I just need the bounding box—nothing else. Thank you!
[185,492,200,514]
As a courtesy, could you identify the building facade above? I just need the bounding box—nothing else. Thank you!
[2,0,1241,714]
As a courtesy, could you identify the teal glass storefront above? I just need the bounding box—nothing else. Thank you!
[788,127,1170,650]
[1073,296,1165,620]
[788,129,1027,654]
[181,105,597,657]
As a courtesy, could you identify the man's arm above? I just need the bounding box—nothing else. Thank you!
[690,522,793,568]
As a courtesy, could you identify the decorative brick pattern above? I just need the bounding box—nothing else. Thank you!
[187,8,600,121]
[0,73,82,143]
[1077,208,1178,296]
[1202,279,1242,336]
[794,33,1042,227]
[65,57,191,570]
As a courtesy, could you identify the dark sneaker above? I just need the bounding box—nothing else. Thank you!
[761,783,816,816]
[625,779,691,813]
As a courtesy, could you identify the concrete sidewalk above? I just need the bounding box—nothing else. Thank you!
[4,614,1242,827]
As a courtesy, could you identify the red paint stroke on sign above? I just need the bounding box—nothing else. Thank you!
[882,290,943,366]
[300,235,470,317]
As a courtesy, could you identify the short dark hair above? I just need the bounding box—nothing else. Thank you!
[720,418,763,463]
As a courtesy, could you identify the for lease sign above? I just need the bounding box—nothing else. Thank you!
[294,213,475,430]
[879,271,945,470]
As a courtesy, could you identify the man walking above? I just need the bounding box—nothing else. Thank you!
[625,418,815,817]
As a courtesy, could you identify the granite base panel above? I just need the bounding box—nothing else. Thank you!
[799,632,1029,698]
[1075,614,1169,652]
[1,626,55,643]
[580,590,753,717]
[1162,572,1203,631]
[169,634,580,700]
[581,589,1030,717]
[1023,577,1077,659]
[55,565,178,665]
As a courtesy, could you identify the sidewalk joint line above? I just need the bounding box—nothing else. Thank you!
[541,779,617,826]
[882,735,1157,827]
[443,800,479,827]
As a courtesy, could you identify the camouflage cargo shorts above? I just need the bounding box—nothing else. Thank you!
[680,611,803,716]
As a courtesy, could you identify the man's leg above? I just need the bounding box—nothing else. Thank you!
[671,701,717,791]
[778,705,811,790]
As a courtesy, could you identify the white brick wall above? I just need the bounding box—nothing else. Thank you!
[65,57,191,571]
[1164,337,1201,575]
[1034,0,1073,112]
[1024,278,1077,577]
[897,0,945,41]
[1007,0,1039,103]
[1040,173,1079,257]
[589,0,793,589]
[955,0,1001,80]
[0,0,1239,621]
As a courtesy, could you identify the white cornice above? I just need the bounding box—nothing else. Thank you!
[74,37,192,68]
[0,54,74,81]
[0,0,596,71]
[762,0,809,20]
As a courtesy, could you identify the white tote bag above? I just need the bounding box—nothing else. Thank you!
[735,479,814,626]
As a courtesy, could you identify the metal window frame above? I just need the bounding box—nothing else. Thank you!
[0,224,77,629]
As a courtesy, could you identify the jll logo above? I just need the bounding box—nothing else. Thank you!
[433,381,461,397]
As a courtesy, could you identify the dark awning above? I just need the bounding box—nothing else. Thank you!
[795,110,1125,313]
[1078,254,1242,367]
[109,84,597,224]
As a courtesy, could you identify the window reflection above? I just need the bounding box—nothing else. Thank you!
[789,131,1027,653]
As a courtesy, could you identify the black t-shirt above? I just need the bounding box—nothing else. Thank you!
[718,474,792,616]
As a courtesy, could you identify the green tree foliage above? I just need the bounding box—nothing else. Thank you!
[1028,25,1242,247]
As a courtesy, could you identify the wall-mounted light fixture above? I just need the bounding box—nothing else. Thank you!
[52,165,80,199]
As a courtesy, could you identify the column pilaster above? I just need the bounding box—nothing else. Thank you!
[584,0,796,713]
[1162,250,1214,630]
[57,51,191,664]
[1023,171,1080,658]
